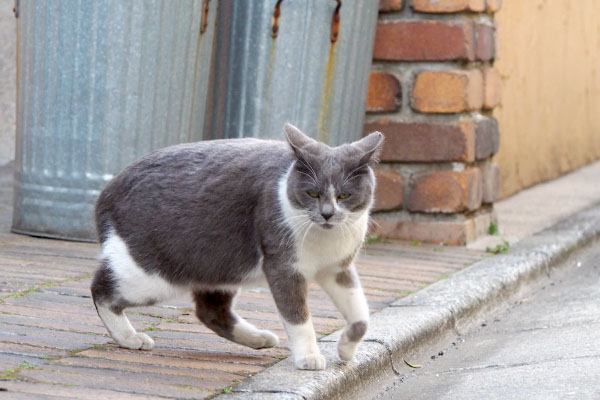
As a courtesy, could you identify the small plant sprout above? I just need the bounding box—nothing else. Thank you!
[488,221,499,235]
[486,240,510,255]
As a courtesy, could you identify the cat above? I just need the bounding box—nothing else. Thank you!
[91,123,383,370]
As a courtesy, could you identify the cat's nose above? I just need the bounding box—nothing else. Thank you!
[321,211,333,221]
[321,204,334,221]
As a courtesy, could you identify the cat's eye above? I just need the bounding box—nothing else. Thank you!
[306,191,319,198]
[338,193,350,200]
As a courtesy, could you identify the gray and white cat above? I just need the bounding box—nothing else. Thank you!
[91,123,383,370]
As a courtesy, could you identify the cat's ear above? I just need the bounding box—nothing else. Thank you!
[353,131,384,165]
[284,123,315,159]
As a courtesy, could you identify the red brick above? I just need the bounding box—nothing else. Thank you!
[412,0,484,13]
[486,0,502,12]
[483,67,502,109]
[371,218,466,245]
[365,119,475,162]
[366,71,401,113]
[371,209,494,245]
[481,162,500,203]
[406,168,482,213]
[412,69,483,113]
[475,117,500,159]
[379,0,404,12]
[373,20,474,61]
[373,169,403,211]
[475,23,495,61]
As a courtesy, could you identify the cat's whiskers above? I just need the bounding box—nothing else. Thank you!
[297,170,318,185]
[275,216,311,251]
[342,171,368,186]
[338,220,349,243]
[278,217,311,252]
[343,220,354,241]
[367,217,381,231]
[299,221,315,252]
[342,163,369,186]
[291,218,312,237]
[298,159,319,183]
[271,213,306,225]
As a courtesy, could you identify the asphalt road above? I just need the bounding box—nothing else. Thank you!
[369,240,600,400]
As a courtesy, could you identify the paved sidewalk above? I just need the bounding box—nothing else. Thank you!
[373,239,600,399]
[0,164,485,399]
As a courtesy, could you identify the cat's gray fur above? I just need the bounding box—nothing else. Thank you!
[91,123,383,370]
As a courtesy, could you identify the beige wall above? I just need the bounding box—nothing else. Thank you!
[494,0,600,198]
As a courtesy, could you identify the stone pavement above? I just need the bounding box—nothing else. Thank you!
[372,238,600,399]
[0,163,486,399]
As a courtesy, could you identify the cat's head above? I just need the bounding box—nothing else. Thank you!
[284,123,384,230]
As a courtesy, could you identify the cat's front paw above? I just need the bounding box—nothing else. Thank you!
[338,321,367,361]
[118,332,154,350]
[294,353,326,370]
[247,329,279,349]
[338,340,359,361]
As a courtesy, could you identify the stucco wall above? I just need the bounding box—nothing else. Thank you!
[494,0,600,198]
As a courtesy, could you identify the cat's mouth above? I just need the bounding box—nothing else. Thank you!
[321,222,334,229]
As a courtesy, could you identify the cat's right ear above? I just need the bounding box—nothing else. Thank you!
[284,123,314,160]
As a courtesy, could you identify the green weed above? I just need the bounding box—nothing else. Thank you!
[365,234,379,244]
[488,221,499,235]
[20,361,36,370]
[486,240,510,255]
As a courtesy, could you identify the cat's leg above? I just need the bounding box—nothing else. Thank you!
[316,265,369,362]
[91,261,155,350]
[194,289,279,349]
[264,265,326,370]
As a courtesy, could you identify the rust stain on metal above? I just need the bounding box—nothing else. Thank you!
[318,2,342,142]
[189,1,209,139]
[261,38,278,135]
[331,0,341,43]
[318,45,337,143]
[271,0,284,38]
[200,0,210,35]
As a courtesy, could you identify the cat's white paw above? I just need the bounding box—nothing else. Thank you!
[338,339,359,361]
[117,332,154,350]
[246,329,279,349]
[294,353,326,370]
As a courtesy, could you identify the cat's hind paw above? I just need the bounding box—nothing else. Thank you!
[294,353,326,370]
[117,332,154,350]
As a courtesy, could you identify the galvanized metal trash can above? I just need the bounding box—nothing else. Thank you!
[12,0,216,241]
[204,0,379,146]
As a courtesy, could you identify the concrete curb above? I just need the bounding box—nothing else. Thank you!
[217,202,600,400]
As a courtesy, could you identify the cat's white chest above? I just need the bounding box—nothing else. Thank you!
[295,214,367,277]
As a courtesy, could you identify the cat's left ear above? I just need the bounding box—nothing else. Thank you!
[353,131,384,165]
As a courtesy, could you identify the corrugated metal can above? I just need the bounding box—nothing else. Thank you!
[12,0,217,241]
[204,0,379,146]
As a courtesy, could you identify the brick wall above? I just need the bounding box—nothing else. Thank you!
[366,0,502,245]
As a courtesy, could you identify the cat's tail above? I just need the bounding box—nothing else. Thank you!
[94,188,114,244]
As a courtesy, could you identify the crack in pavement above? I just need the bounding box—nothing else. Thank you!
[406,353,600,377]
